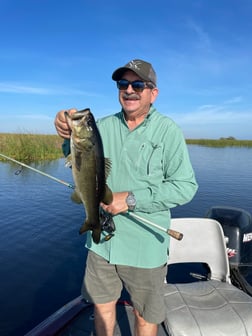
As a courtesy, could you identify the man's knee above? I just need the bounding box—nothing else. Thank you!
[95,301,117,316]
[134,309,152,327]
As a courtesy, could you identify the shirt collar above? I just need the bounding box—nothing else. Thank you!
[120,105,156,128]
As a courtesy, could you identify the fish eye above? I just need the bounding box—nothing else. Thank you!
[87,117,93,126]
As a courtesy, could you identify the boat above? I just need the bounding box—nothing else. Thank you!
[25,206,252,336]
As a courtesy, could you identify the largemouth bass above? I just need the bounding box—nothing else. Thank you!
[65,108,113,244]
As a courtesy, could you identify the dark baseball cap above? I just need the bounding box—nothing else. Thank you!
[112,59,157,86]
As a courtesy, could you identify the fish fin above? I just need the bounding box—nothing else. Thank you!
[102,184,113,205]
[79,220,90,235]
[71,191,82,204]
[105,158,112,179]
[92,228,101,244]
[65,154,72,168]
[79,220,101,244]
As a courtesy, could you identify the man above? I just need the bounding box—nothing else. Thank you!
[55,59,198,336]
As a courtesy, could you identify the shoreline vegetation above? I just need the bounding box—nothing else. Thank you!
[0,133,252,163]
[186,138,252,147]
[0,133,63,162]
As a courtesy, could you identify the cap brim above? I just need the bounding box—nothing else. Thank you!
[112,65,155,84]
[112,67,131,81]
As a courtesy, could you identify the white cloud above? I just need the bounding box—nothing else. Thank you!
[187,20,212,52]
[166,95,251,139]
[0,115,57,134]
[0,82,103,97]
[0,83,50,94]
[223,96,243,105]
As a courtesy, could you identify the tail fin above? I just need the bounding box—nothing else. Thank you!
[92,228,101,244]
[79,220,101,244]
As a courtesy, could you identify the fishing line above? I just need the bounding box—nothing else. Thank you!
[0,153,75,189]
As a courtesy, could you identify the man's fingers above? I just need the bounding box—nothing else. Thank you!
[54,108,77,138]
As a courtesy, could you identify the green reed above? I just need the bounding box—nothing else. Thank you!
[0,133,64,163]
[186,138,252,147]
[0,133,251,164]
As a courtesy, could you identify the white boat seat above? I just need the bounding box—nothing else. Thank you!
[164,218,252,336]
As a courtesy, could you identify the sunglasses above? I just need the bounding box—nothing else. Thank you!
[116,79,155,93]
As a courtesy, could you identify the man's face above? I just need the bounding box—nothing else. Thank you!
[118,70,158,118]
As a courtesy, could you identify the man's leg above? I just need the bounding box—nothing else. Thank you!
[117,264,167,336]
[82,252,123,334]
[134,309,158,336]
[94,300,117,336]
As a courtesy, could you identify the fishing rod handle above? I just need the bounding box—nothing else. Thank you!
[167,229,183,241]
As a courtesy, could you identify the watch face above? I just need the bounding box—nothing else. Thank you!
[127,195,134,205]
[126,192,136,210]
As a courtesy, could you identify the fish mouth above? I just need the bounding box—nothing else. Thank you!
[71,108,91,120]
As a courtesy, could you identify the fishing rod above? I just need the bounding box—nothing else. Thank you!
[128,212,183,241]
[0,153,183,240]
[0,153,75,189]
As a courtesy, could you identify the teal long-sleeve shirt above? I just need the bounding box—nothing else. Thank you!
[63,106,198,268]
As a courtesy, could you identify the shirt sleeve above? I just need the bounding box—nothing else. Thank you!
[133,127,198,213]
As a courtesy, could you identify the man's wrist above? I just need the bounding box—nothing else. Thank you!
[126,191,136,211]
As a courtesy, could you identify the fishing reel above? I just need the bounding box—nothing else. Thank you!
[100,209,116,241]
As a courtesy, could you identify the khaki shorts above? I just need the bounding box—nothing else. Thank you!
[81,250,167,324]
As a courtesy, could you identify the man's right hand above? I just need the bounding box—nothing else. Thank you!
[54,108,77,139]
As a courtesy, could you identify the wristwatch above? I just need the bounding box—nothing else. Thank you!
[126,191,136,211]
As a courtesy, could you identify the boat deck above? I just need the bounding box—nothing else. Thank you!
[56,301,168,336]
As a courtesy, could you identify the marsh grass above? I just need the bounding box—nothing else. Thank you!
[0,133,64,163]
[186,139,252,147]
[0,133,252,163]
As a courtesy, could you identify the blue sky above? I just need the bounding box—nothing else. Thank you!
[1,0,251,139]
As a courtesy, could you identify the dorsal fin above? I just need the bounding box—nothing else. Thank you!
[71,190,82,204]
[105,158,112,180]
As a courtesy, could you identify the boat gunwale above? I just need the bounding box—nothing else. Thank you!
[24,295,91,336]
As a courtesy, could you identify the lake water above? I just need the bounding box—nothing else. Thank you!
[0,146,252,336]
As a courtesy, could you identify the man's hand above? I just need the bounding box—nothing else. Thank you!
[100,192,129,215]
[54,108,77,138]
